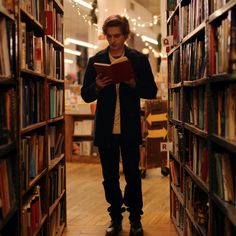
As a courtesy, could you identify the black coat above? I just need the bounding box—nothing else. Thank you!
[81,46,157,147]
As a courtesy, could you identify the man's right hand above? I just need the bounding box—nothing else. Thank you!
[96,73,113,91]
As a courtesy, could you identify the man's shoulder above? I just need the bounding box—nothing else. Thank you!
[90,49,107,60]
[126,47,147,59]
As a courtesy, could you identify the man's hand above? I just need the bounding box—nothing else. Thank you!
[96,73,113,91]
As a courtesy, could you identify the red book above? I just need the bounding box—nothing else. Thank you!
[45,11,54,35]
[94,56,135,84]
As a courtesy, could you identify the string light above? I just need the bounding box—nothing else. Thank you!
[69,0,161,57]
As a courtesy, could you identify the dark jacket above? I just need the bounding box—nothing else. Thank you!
[81,46,157,147]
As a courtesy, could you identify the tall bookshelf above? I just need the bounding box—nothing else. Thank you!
[0,2,19,236]
[166,0,236,235]
[18,0,66,235]
[0,0,66,235]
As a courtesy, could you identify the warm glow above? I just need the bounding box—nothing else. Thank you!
[64,48,81,56]
[141,35,158,45]
[64,59,74,64]
[73,0,92,9]
[65,38,98,49]
[142,48,149,54]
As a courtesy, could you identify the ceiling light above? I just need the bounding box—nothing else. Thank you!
[141,35,158,45]
[64,48,81,56]
[73,0,92,9]
[142,48,149,54]
[65,38,98,49]
[64,59,74,64]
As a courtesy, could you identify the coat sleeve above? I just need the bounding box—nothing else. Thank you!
[134,55,158,99]
[81,57,98,103]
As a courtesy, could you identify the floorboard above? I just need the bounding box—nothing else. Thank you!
[62,162,178,236]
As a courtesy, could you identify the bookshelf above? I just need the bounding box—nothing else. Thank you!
[6,0,67,235]
[0,3,18,236]
[166,0,236,235]
[65,84,97,161]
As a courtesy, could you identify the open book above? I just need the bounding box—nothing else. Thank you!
[94,56,135,84]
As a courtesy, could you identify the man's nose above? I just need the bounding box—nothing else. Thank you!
[110,36,116,43]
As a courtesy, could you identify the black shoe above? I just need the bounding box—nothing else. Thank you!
[129,221,143,236]
[105,221,122,236]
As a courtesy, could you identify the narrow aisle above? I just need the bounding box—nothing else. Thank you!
[63,162,178,236]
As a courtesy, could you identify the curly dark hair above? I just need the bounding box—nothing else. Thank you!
[102,15,130,38]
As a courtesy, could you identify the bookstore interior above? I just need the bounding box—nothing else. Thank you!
[0,0,236,235]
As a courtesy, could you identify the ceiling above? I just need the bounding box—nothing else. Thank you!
[64,0,161,41]
[134,0,160,15]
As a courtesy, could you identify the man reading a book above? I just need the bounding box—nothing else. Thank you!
[81,15,157,236]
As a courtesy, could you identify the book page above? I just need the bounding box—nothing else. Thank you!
[111,56,128,64]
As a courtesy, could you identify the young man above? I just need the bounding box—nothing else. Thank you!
[81,15,157,236]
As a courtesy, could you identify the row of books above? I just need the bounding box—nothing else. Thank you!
[185,215,200,236]
[169,90,181,120]
[182,39,206,81]
[45,42,63,80]
[214,151,235,203]
[171,190,184,230]
[0,0,15,13]
[213,84,236,141]
[73,120,94,136]
[72,141,97,156]
[181,0,205,38]
[20,23,44,73]
[0,17,12,77]
[21,134,45,191]
[0,88,16,146]
[168,49,180,84]
[49,164,65,206]
[48,126,64,163]
[210,9,236,74]
[169,160,180,186]
[45,5,63,43]
[186,133,209,183]
[49,199,65,236]
[20,0,45,25]
[212,204,236,235]
[21,185,42,236]
[0,158,16,221]
[168,125,182,159]
[168,15,179,46]
[49,85,64,119]
[185,176,209,231]
[20,78,45,128]
[167,0,178,11]
[210,0,231,13]
[185,86,207,131]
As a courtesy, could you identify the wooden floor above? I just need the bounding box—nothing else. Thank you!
[62,161,178,236]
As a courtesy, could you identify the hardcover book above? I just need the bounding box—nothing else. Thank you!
[94,56,135,84]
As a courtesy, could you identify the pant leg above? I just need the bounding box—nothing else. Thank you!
[120,145,143,222]
[98,135,124,221]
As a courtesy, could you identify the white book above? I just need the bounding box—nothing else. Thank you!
[0,17,11,76]
[82,120,93,135]
[74,121,83,135]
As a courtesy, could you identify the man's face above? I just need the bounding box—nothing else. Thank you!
[106,26,126,51]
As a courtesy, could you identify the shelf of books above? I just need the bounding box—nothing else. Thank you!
[166,0,236,235]
[16,0,66,235]
[0,2,19,236]
[65,84,97,161]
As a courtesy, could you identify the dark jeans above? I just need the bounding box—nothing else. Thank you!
[98,134,143,222]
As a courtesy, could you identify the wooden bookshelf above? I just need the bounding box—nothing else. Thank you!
[0,0,68,235]
[0,3,19,236]
[166,0,236,235]
[65,113,97,161]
